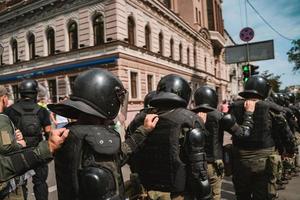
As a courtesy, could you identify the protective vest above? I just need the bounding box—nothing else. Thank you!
[54,124,124,200]
[130,108,202,193]
[231,100,275,149]
[205,110,224,162]
[11,103,42,147]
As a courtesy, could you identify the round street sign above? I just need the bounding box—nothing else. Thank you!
[240,27,255,42]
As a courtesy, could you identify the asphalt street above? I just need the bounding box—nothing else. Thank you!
[26,161,300,200]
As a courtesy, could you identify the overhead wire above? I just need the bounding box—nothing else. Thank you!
[246,0,294,41]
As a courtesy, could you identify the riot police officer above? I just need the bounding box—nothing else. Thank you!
[129,74,211,200]
[192,86,223,200]
[225,76,295,200]
[5,80,51,200]
[47,69,158,200]
[0,85,68,183]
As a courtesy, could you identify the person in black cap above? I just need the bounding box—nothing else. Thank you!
[5,80,51,200]
[224,76,295,200]
[129,74,212,200]
[47,68,158,200]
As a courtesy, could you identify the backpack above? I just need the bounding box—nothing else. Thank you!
[11,103,42,147]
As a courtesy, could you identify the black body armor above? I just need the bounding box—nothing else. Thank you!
[129,108,209,196]
[230,100,275,149]
[55,125,124,200]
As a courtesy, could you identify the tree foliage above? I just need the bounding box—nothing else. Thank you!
[260,70,282,92]
[287,39,300,72]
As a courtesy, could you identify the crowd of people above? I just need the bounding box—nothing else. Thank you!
[0,68,299,200]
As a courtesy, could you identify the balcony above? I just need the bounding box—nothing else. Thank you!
[209,30,226,49]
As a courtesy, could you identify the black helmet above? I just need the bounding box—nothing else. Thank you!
[19,79,38,99]
[287,93,295,104]
[239,76,271,99]
[48,69,127,120]
[193,86,218,112]
[143,91,156,108]
[150,74,191,108]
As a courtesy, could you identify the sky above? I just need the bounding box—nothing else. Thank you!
[222,0,300,89]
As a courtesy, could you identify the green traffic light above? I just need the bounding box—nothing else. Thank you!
[243,65,250,72]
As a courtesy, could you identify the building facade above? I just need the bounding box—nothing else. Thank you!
[0,0,230,121]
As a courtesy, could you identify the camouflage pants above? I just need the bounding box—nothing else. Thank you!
[147,191,170,200]
[232,147,275,200]
[207,163,222,200]
[267,154,282,198]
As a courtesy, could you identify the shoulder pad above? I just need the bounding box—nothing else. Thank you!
[187,128,206,147]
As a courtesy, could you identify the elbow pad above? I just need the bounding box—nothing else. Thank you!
[220,114,239,133]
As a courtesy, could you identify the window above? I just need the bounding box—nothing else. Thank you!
[47,28,55,55]
[28,33,35,60]
[12,39,18,63]
[187,47,190,66]
[0,54,3,66]
[68,75,77,94]
[128,16,135,45]
[93,14,104,46]
[163,0,171,8]
[199,11,201,25]
[68,21,78,50]
[170,38,174,59]
[179,43,182,62]
[147,74,154,93]
[159,31,163,55]
[130,71,138,99]
[196,8,198,22]
[194,45,197,67]
[145,24,151,50]
[48,79,57,103]
[12,85,19,101]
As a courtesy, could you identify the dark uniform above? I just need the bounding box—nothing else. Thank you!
[5,80,51,200]
[192,86,223,200]
[48,69,154,200]
[129,75,211,200]
[227,76,295,200]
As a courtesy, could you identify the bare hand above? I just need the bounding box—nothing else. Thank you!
[48,128,69,154]
[17,139,26,147]
[15,129,23,141]
[197,112,207,123]
[244,100,257,112]
[144,114,159,132]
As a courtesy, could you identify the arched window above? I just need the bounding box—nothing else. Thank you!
[145,24,151,50]
[179,43,182,62]
[170,38,174,59]
[159,31,163,55]
[12,39,18,63]
[93,14,104,46]
[47,28,55,55]
[68,21,78,50]
[28,33,35,60]
[128,16,135,45]
[187,47,190,66]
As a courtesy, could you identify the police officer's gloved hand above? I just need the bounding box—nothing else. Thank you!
[214,159,224,177]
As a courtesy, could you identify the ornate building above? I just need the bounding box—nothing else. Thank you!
[0,0,230,121]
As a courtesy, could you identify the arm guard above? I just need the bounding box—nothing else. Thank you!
[185,128,212,200]
[220,112,254,138]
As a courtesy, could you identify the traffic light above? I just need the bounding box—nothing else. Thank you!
[242,64,250,82]
[250,65,259,75]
